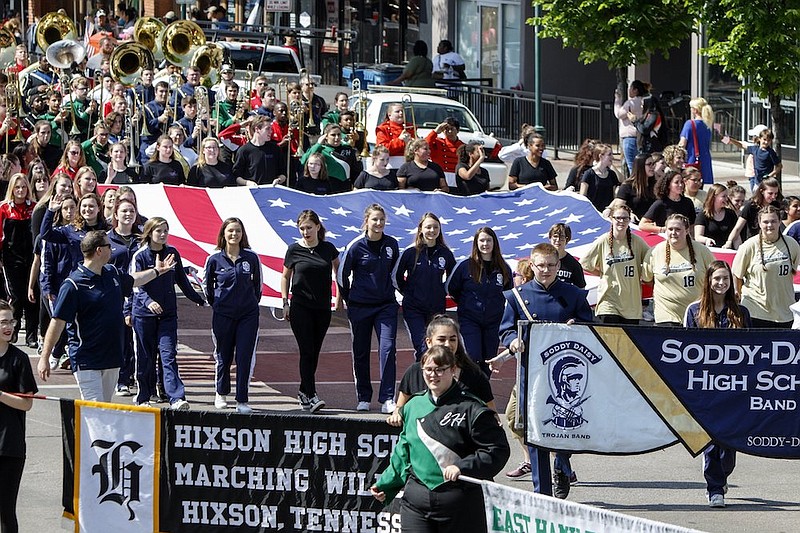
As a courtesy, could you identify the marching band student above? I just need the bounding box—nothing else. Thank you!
[638,170,697,234]
[81,122,111,177]
[725,178,782,246]
[695,184,740,248]
[176,96,203,152]
[455,141,490,196]
[140,81,172,164]
[499,243,593,498]
[0,175,37,346]
[732,205,799,328]
[642,213,715,325]
[580,203,649,323]
[684,260,751,507]
[234,116,287,186]
[295,153,331,195]
[393,213,456,360]
[397,139,449,192]
[371,344,510,533]
[27,121,61,173]
[281,210,339,413]
[108,199,139,396]
[508,132,558,191]
[353,146,398,190]
[100,142,140,184]
[320,91,349,131]
[375,103,415,157]
[51,140,85,180]
[337,204,400,413]
[548,223,586,288]
[579,143,619,212]
[387,314,493,428]
[66,77,96,141]
[143,135,185,185]
[205,218,261,414]
[187,138,236,188]
[425,117,463,174]
[446,226,512,373]
[130,217,205,410]
[0,300,38,533]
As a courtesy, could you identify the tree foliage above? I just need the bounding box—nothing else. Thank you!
[701,1,800,160]
[528,0,697,73]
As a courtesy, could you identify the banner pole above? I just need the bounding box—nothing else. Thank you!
[458,475,484,486]
[514,319,531,431]
[5,392,64,401]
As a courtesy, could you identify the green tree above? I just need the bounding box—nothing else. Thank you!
[701,1,800,162]
[529,0,697,90]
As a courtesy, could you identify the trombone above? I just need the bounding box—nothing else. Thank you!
[401,93,417,137]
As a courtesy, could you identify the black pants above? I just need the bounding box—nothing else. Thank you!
[751,317,793,329]
[0,455,25,533]
[598,314,639,325]
[3,262,38,344]
[400,476,486,533]
[289,303,331,397]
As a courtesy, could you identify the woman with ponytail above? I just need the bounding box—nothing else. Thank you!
[580,203,649,323]
[679,97,714,185]
[642,213,715,325]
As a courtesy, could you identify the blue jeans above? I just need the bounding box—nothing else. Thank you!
[622,137,638,173]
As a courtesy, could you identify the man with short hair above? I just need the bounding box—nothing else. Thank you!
[140,80,171,163]
[499,243,592,500]
[432,39,466,80]
[86,36,117,74]
[37,229,176,402]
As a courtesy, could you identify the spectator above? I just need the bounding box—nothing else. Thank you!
[632,92,668,155]
[432,39,466,80]
[388,40,435,88]
[721,124,767,192]
[679,97,714,185]
[614,80,646,173]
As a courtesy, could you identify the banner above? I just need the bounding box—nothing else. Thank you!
[105,184,607,307]
[63,403,401,532]
[525,324,800,458]
[480,479,702,533]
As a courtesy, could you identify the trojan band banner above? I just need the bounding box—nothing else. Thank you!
[61,401,402,532]
[524,324,800,458]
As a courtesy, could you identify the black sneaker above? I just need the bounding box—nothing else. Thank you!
[308,395,325,413]
[298,392,312,411]
[553,470,571,499]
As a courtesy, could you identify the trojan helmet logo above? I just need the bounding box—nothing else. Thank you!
[545,353,590,430]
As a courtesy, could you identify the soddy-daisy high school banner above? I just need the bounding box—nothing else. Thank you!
[523,324,800,458]
[60,401,402,533]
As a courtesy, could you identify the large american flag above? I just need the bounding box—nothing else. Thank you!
[128,184,609,307]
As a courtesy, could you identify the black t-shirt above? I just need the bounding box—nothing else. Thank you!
[740,199,781,241]
[283,241,339,310]
[563,165,588,191]
[397,161,445,191]
[643,196,697,226]
[187,162,236,188]
[232,141,286,185]
[399,361,493,403]
[143,159,185,185]
[615,179,656,219]
[557,253,586,288]
[581,168,620,212]
[353,170,399,190]
[99,166,141,185]
[295,175,332,195]
[696,208,738,246]
[0,344,38,457]
[454,162,490,196]
[509,156,557,187]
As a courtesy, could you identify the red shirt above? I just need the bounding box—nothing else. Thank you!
[425,130,463,173]
[271,121,299,154]
[375,120,415,156]
[0,199,36,246]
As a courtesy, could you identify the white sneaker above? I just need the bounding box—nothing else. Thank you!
[356,401,370,411]
[308,395,325,413]
[48,356,59,370]
[236,403,253,414]
[214,394,228,409]
[170,399,190,411]
[708,494,725,508]
[115,385,132,397]
[381,399,397,414]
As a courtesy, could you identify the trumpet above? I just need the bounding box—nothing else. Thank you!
[401,93,417,136]
[352,79,370,159]
[300,68,316,128]
[194,86,209,151]
[244,63,254,116]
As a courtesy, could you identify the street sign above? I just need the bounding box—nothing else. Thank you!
[265,0,293,12]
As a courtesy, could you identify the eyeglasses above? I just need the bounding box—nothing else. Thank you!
[611,216,630,222]
[533,262,559,271]
[0,319,17,328]
[422,366,452,376]
[68,150,80,155]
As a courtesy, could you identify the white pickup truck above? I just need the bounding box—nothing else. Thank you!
[214,41,321,86]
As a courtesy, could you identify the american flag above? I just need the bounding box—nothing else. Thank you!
[127,184,609,307]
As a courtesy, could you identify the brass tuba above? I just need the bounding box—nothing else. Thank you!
[36,12,77,52]
[0,28,16,66]
[161,21,206,68]
[133,17,166,62]
[110,42,155,87]
[191,43,224,84]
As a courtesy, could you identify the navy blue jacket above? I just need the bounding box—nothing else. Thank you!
[337,234,399,306]
[39,235,73,299]
[498,279,593,348]
[446,259,512,324]
[40,208,108,271]
[393,243,455,313]
[129,244,205,318]
[203,249,261,319]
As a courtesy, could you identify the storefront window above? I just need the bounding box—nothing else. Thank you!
[343,0,419,65]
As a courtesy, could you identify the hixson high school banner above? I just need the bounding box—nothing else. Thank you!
[524,324,800,458]
[61,401,402,533]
